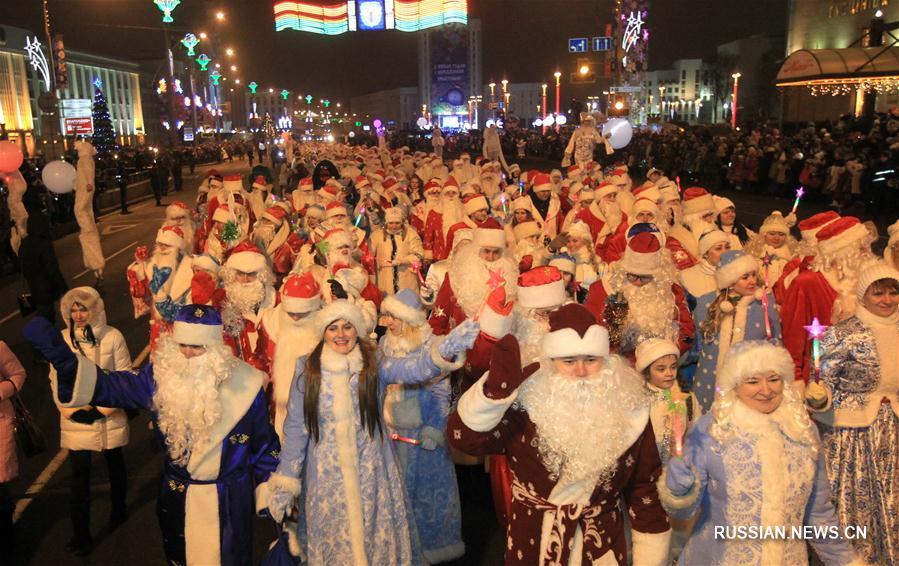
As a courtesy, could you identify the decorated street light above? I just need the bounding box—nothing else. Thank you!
[209,70,222,85]
[280,89,290,100]
[181,33,200,56]
[553,71,562,117]
[305,94,313,104]
[153,0,181,23]
[196,54,211,71]
[731,72,742,129]
[248,81,258,94]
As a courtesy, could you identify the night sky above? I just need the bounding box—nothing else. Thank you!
[0,0,787,102]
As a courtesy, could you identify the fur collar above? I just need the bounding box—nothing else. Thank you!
[321,343,364,376]
[380,327,431,358]
[731,399,810,444]
[856,305,899,328]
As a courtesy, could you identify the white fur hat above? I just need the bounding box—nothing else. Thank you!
[463,194,488,216]
[888,219,899,248]
[758,211,791,235]
[698,230,729,258]
[713,195,735,214]
[513,221,542,241]
[472,218,506,249]
[156,226,185,248]
[567,221,593,243]
[381,289,426,326]
[715,250,759,290]
[856,262,899,302]
[716,340,794,394]
[314,299,371,339]
[634,337,679,373]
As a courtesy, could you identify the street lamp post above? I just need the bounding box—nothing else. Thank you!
[488,82,496,119]
[553,71,562,132]
[541,83,548,134]
[731,72,741,129]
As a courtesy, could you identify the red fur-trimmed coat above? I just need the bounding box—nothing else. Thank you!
[574,205,629,263]
[447,379,671,565]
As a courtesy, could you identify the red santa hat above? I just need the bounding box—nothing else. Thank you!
[463,194,489,217]
[541,303,609,359]
[382,177,399,192]
[261,205,287,227]
[384,207,405,223]
[512,221,542,241]
[156,225,184,248]
[510,196,532,213]
[517,266,567,309]
[252,175,269,190]
[618,230,662,276]
[297,177,314,191]
[472,217,506,249]
[799,211,840,241]
[442,177,461,193]
[320,179,343,197]
[222,174,243,193]
[632,182,661,203]
[165,200,190,220]
[816,216,870,256]
[682,187,715,217]
[354,175,371,189]
[325,201,348,219]
[532,173,553,193]
[424,179,441,194]
[478,286,514,340]
[566,164,582,177]
[324,228,354,249]
[206,169,223,181]
[212,203,234,224]
[279,272,321,314]
[224,240,267,273]
[594,181,617,200]
[304,204,325,219]
[370,169,386,182]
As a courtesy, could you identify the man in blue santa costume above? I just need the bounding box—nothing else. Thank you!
[24,305,280,566]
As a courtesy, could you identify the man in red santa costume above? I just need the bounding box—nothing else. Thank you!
[772,210,840,304]
[163,200,196,255]
[781,216,875,382]
[666,187,717,270]
[575,181,629,263]
[445,193,489,253]
[196,169,223,215]
[247,175,272,220]
[220,241,277,361]
[127,226,186,350]
[447,303,671,565]
[290,177,317,215]
[252,205,303,284]
[423,177,466,261]
[307,227,381,308]
[253,271,321,439]
[584,223,694,357]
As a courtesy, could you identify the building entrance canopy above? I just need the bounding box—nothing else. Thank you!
[776,47,899,94]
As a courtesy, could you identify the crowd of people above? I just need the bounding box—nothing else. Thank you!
[2,122,897,566]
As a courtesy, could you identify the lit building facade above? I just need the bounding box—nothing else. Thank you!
[417,19,482,130]
[350,87,419,129]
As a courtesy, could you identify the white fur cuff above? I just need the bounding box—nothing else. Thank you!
[423,541,465,563]
[58,356,98,408]
[456,372,516,432]
[630,529,672,566]
[657,469,701,515]
[430,339,466,372]
[267,472,302,497]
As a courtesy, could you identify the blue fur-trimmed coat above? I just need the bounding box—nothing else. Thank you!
[273,339,462,566]
[658,405,858,566]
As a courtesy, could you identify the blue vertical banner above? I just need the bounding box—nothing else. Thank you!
[431,26,469,117]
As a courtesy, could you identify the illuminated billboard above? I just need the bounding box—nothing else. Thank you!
[274,0,467,34]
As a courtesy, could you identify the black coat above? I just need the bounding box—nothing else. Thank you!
[19,214,68,311]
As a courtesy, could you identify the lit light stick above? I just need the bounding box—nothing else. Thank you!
[665,389,687,457]
[791,186,805,216]
[410,261,427,285]
[760,252,774,340]
[518,180,524,196]
[804,317,828,383]
[499,193,508,215]
[390,433,421,446]
[675,175,682,194]
[354,206,366,227]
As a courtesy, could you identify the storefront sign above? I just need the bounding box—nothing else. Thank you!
[828,0,889,18]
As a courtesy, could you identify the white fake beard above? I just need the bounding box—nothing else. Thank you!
[254,223,277,250]
[150,246,181,271]
[513,309,551,364]
[380,325,430,358]
[224,278,266,317]
[153,338,236,467]
[449,243,519,316]
[294,191,316,210]
[598,200,623,231]
[609,269,678,350]
[441,197,465,236]
[518,356,650,485]
[271,312,317,404]
[686,217,716,240]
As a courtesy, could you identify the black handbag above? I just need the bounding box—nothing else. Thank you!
[5,379,47,457]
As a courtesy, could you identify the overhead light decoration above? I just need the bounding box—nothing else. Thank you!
[805,77,899,96]
[153,0,181,23]
[281,89,290,100]
[274,0,467,34]
[305,94,313,104]
[248,81,259,94]
[196,54,211,71]
[24,36,51,88]
[181,33,200,56]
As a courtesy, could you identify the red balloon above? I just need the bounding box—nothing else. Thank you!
[0,141,23,173]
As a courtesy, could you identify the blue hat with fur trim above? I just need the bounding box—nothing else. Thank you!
[172,304,224,346]
[381,289,426,326]
[715,250,759,291]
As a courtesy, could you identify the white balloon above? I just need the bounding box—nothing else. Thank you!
[602,118,633,149]
[41,160,77,194]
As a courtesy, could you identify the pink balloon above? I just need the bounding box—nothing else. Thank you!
[0,141,23,173]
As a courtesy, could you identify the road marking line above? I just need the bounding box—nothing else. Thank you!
[133,342,151,369]
[13,448,69,524]
[73,241,139,280]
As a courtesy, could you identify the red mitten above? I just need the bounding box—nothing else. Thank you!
[191,271,217,305]
[134,245,149,262]
[483,334,540,399]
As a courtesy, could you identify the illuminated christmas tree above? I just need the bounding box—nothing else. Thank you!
[91,83,117,156]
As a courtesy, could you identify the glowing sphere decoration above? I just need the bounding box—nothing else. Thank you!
[41,160,77,194]
[0,141,23,173]
[372,119,383,129]
[603,118,633,149]
[556,114,568,126]
[416,117,428,129]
